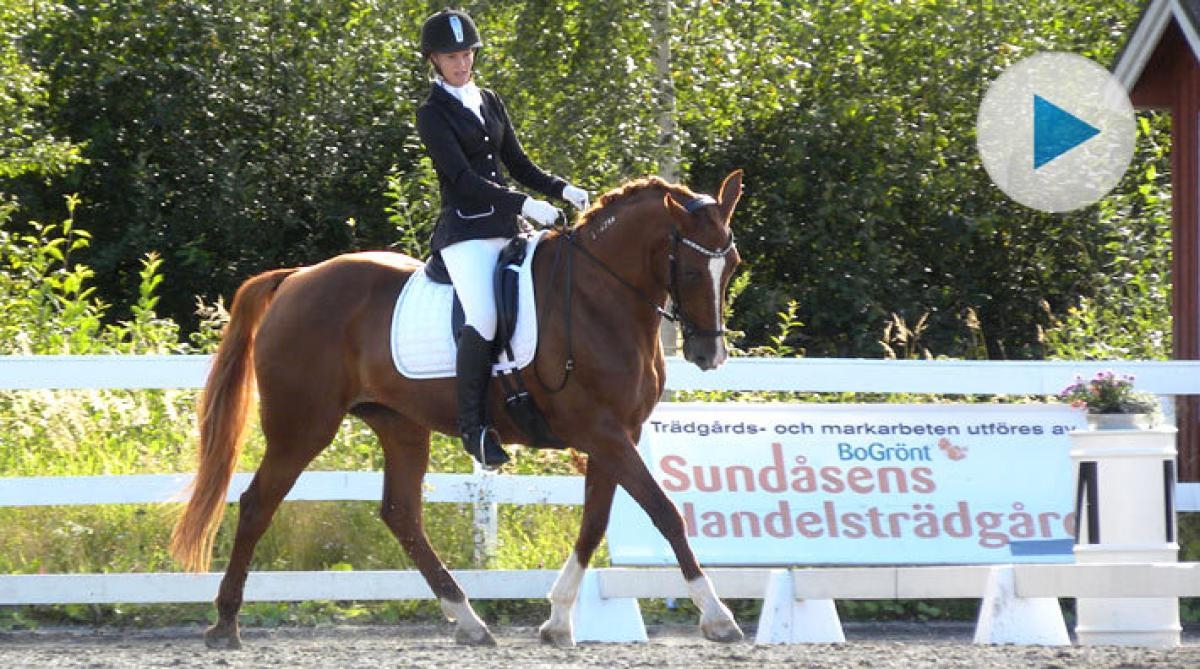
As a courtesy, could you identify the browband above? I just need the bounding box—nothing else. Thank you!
[678,194,717,213]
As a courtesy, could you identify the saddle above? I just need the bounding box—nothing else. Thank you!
[424,237,563,449]
[424,239,521,349]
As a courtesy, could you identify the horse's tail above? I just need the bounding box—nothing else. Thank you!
[170,267,298,572]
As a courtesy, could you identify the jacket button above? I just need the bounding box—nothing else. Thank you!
[487,154,493,159]
[484,136,490,141]
[491,171,497,177]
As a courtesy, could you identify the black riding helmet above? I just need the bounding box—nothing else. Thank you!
[420,9,482,57]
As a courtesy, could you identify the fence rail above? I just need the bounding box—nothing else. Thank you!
[0,471,583,508]
[4,354,1200,394]
[4,354,1200,621]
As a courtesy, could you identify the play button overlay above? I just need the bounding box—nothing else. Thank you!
[977,52,1135,213]
[1033,94,1100,169]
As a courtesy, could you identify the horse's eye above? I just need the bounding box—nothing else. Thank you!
[683,269,703,282]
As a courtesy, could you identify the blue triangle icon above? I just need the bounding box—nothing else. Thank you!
[1033,94,1100,169]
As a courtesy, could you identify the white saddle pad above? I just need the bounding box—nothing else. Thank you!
[390,231,546,379]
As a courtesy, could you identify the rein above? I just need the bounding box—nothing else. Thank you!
[533,221,576,393]
[533,194,735,393]
[569,231,677,322]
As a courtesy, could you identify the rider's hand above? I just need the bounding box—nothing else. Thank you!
[562,184,590,211]
[521,197,562,227]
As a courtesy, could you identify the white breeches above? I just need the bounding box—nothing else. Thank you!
[441,237,507,340]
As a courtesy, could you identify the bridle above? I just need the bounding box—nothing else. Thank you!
[535,192,735,393]
[665,194,737,339]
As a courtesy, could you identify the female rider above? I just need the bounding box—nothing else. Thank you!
[416,9,589,469]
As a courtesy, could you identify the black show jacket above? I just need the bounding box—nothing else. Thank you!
[416,83,566,252]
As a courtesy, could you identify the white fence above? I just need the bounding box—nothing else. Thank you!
[3,355,1200,644]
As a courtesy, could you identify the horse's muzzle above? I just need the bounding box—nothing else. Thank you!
[683,336,728,371]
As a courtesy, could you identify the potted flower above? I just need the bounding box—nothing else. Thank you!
[1059,370,1160,430]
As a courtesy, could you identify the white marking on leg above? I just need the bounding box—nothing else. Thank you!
[439,596,489,640]
[688,574,742,641]
[541,552,586,646]
[687,574,724,620]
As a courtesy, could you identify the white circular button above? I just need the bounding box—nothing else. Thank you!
[976,52,1135,213]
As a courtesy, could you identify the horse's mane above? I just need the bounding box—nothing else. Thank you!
[574,176,699,229]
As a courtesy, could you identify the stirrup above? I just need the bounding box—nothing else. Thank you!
[463,426,509,470]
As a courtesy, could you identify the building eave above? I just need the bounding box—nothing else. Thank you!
[1114,0,1200,91]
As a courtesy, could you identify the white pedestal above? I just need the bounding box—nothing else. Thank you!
[755,570,844,644]
[974,565,1069,646]
[1069,426,1179,648]
[572,570,648,643]
[1073,545,1180,648]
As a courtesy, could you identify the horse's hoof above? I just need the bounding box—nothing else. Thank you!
[454,625,498,646]
[538,621,576,648]
[702,618,744,643]
[203,625,242,650]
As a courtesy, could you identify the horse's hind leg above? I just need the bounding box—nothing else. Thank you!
[539,461,616,648]
[205,402,343,650]
[355,404,496,647]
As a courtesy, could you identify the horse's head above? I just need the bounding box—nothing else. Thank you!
[663,170,743,370]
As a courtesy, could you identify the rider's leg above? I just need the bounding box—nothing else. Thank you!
[441,238,509,469]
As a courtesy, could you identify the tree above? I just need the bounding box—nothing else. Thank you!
[14,0,428,327]
[686,0,1159,358]
[3,0,1168,362]
[0,1,82,180]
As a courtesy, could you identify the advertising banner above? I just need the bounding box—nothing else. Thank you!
[607,402,1086,566]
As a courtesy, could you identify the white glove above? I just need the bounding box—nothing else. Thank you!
[562,184,590,211]
[521,197,561,227]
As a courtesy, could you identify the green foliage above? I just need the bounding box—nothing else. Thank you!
[1042,113,1173,361]
[0,2,84,180]
[479,1,664,187]
[11,0,432,327]
[687,0,1160,358]
[0,193,100,353]
[1,0,1173,360]
[384,155,438,259]
[838,598,978,622]
[743,299,804,358]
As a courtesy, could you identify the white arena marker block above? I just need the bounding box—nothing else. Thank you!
[572,570,648,643]
[755,569,845,644]
[974,565,1069,646]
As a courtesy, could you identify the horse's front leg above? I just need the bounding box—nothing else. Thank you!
[539,462,617,648]
[363,407,496,647]
[608,446,743,643]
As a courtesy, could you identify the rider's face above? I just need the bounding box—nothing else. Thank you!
[430,49,474,87]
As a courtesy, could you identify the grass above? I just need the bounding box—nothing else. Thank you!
[0,383,592,629]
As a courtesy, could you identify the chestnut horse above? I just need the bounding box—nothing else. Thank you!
[169,170,745,649]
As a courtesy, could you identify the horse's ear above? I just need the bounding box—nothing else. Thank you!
[718,169,744,222]
[664,193,690,227]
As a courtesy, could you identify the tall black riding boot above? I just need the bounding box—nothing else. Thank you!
[455,325,510,469]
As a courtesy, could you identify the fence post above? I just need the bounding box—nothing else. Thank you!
[973,565,1069,645]
[572,570,648,643]
[471,464,499,564]
[754,569,844,644]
